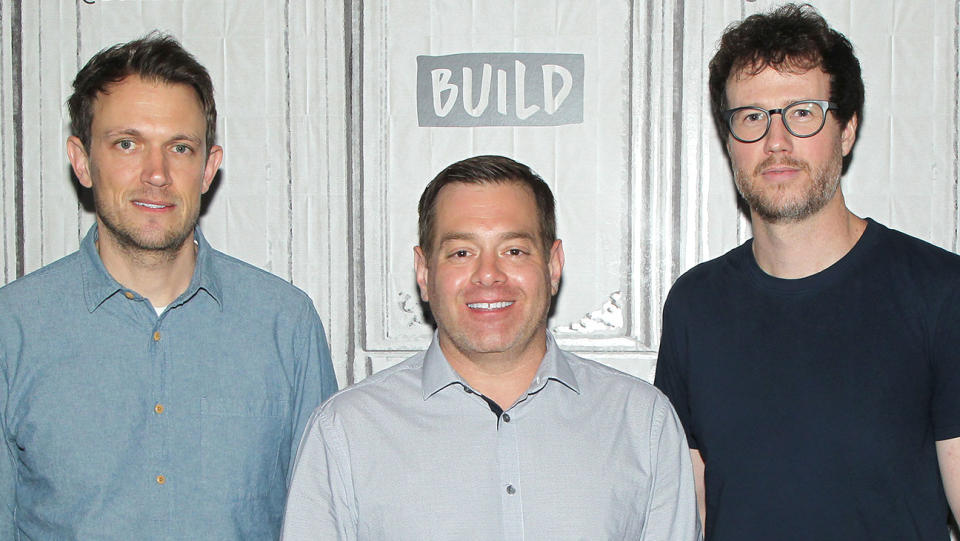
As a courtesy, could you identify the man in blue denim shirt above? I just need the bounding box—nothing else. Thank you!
[0,34,337,539]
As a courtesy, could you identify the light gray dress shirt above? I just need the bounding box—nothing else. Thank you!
[282,333,700,540]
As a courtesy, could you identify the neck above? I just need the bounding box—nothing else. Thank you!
[96,225,198,307]
[750,191,866,279]
[440,333,547,410]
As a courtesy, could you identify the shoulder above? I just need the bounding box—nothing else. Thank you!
[204,247,316,310]
[670,241,749,295]
[662,241,750,318]
[873,222,960,274]
[318,353,426,419]
[0,250,83,305]
[563,349,671,410]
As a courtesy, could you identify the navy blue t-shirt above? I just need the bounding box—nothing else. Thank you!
[655,219,960,541]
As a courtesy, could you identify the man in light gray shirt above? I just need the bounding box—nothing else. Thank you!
[281,155,700,540]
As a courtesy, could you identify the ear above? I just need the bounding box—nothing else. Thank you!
[201,145,223,194]
[414,246,430,302]
[548,239,564,296]
[840,113,858,157]
[66,136,93,188]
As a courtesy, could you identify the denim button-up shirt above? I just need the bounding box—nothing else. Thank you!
[0,225,338,540]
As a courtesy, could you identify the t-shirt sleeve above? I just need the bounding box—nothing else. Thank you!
[932,279,960,440]
[654,288,698,450]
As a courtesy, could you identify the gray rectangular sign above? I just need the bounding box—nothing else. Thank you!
[417,53,584,127]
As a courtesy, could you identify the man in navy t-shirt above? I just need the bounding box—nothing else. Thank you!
[654,4,960,540]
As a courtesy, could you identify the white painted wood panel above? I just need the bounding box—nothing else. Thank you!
[0,1,957,392]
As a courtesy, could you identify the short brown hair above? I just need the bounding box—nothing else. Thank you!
[68,32,217,152]
[708,3,864,138]
[417,155,556,257]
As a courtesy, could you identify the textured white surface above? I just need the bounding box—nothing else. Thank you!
[0,1,957,391]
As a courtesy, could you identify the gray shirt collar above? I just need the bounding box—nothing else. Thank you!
[420,331,580,401]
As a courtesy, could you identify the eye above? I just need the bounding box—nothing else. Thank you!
[116,139,136,150]
[172,143,192,154]
[452,249,470,258]
[505,248,526,256]
[742,111,766,124]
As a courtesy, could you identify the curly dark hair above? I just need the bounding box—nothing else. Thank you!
[417,155,556,258]
[708,3,863,139]
[68,32,217,153]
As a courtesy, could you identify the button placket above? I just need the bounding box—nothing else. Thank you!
[497,405,522,539]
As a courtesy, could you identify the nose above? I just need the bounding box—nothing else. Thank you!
[762,113,794,154]
[471,251,507,287]
[140,146,171,187]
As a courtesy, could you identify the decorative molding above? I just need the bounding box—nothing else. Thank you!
[553,292,624,335]
[397,291,427,328]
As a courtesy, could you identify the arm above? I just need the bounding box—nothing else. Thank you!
[936,437,960,523]
[640,395,703,541]
[281,408,356,540]
[690,448,706,529]
[1,354,16,539]
[933,282,960,524]
[653,290,702,535]
[286,301,339,483]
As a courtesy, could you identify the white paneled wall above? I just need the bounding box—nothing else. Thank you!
[1,1,957,390]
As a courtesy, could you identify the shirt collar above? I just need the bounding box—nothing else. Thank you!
[80,224,223,312]
[420,331,580,400]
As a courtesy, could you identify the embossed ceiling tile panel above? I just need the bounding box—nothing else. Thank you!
[695,0,750,262]
[838,0,956,249]
[202,115,288,273]
[16,3,78,272]
[361,0,643,352]
[201,3,291,274]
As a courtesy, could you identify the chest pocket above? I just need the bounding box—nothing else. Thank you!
[200,397,289,501]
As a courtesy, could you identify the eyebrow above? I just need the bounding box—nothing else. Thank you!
[438,231,538,245]
[102,128,203,145]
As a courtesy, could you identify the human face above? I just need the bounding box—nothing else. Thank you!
[414,182,564,365]
[724,66,857,223]
[67,75,222,255]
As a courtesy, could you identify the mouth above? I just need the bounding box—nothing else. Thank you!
[755,157,807,177]
[763,166,799,174]
[466,301,514,310]
[133,201,173,210]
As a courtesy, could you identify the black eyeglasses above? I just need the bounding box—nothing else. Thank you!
[723,100,838,143]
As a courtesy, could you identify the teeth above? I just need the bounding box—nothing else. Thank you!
[467,301,513,310]
[135,202,167,209]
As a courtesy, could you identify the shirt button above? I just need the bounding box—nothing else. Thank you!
[124,291,135,300]
[153,331,161,341]
[156,475,166,485]
[463,387,473,394]
[154,403,164,414]
[502,413,511,423]
[506,484,516,495]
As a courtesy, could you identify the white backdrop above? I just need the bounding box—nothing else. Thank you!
[1,0,957,391]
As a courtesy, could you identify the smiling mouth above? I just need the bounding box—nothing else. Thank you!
[133,201,171,209]
[467,301,514,310]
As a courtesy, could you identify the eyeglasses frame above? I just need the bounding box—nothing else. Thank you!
[722,100,839,143]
